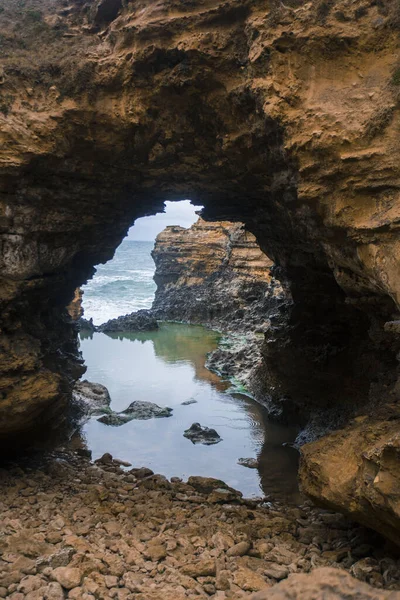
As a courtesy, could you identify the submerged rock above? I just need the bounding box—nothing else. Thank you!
[181,398,198,406]
[72,380,111,415]
[98,401,173,426]
[98,310,158,333]
[238,457,258,469]
[183,423,222,445]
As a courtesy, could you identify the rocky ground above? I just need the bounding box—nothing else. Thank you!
[1,451,400,600]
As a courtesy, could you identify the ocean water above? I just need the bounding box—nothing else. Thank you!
[82,240,156,325]
[77,238,300,500]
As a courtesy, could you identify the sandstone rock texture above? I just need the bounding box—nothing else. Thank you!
[0,0,399,542]
[152,218,284,330]
[300,404,400,547]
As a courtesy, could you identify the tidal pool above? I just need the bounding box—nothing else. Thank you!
[76,323,300,501]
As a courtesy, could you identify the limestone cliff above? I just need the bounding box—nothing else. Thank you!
[151,218,285,330]
[0,0,399,542]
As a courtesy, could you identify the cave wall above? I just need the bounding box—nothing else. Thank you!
[0,0,399,441]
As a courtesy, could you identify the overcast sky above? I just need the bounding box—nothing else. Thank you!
[127,200,203,241]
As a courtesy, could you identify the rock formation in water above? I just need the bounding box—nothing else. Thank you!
[151,217,286,395]
[98,309,159,332]
[152,218,285,331]
[0,0,399,542]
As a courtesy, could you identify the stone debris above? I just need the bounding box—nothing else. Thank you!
[0,451,400,600]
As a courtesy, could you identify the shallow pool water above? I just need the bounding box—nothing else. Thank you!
[75,323,300,501]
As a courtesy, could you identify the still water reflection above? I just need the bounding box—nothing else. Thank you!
[77,323,300,501]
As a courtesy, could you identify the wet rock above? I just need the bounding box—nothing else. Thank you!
[183,423,222,445]
[72,380,111,416]
[122,401,173,420]
[181,398,198,406]
[98,310,158,333]
[97,401,172,426]
[251,567,399,599]
[238,458,258,469]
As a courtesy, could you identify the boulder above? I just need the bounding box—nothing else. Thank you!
[77,317,96,332]
[300,407,400,546]
[97,401,172,426]
[72,380,111,415]
[122,401,172,419]
[183,423,222,445]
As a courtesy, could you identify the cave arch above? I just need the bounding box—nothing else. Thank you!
[0,0,399,443]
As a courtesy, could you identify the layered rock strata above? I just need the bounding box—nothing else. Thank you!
[151,218,285,331]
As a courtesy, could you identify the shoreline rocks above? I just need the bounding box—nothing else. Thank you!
[98,310,158,333]
[1,450,400,600]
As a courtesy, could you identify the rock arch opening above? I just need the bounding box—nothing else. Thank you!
[0,0,399,541]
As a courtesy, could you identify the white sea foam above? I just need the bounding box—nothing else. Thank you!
[82,241,156,325]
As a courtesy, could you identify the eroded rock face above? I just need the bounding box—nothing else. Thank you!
[0,0,399,539]
[300,404,400,547]
[152,218,284,330]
